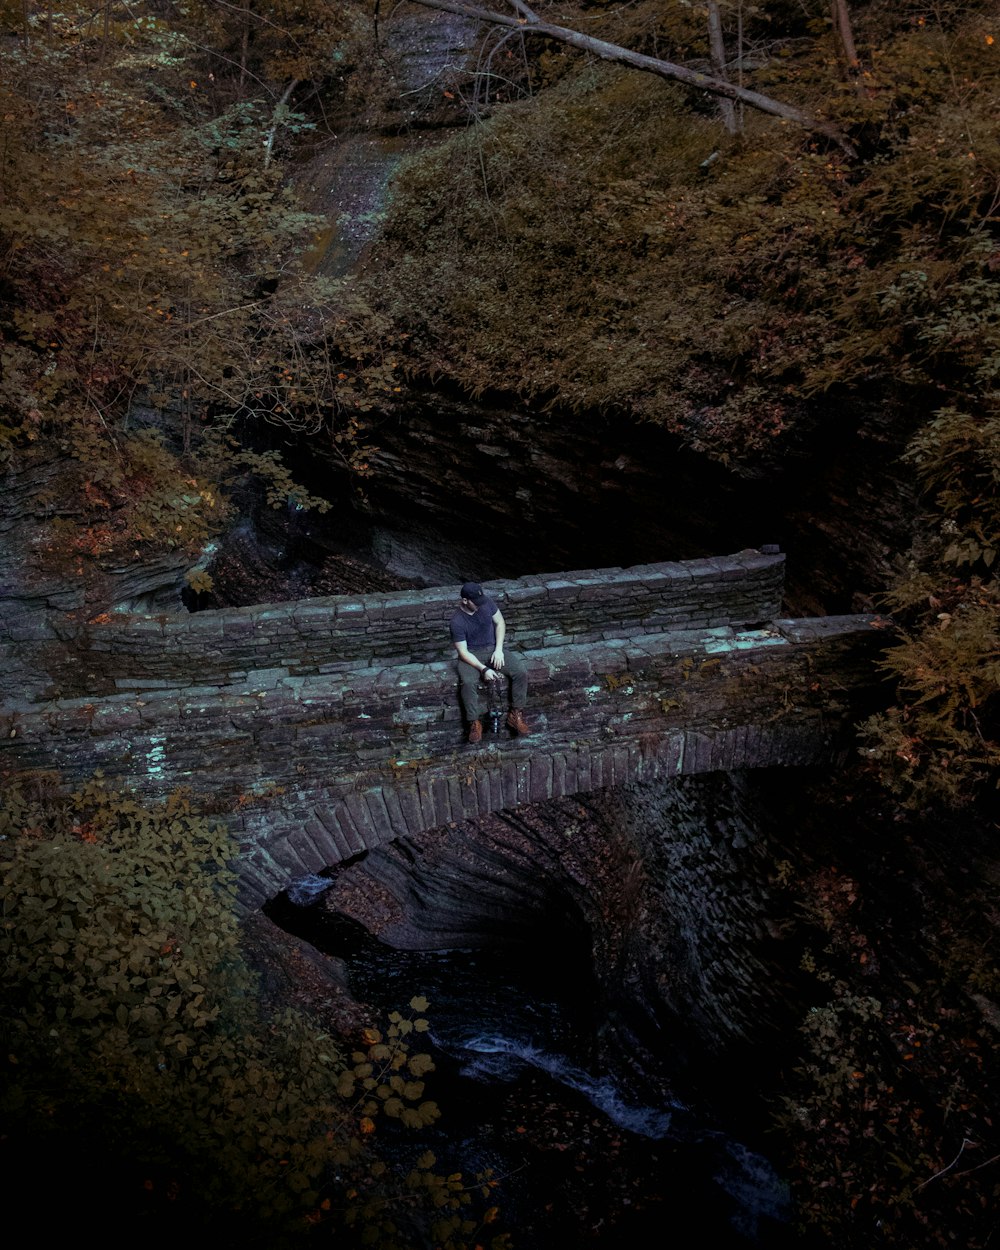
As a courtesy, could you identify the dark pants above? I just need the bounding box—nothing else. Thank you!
[457,647,528,722]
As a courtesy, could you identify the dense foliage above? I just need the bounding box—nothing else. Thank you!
[0,0,398,565]
[860,408,1000,809]
[768,817,1000,1250]
[0,774,508,1247]
[369,1,998,458]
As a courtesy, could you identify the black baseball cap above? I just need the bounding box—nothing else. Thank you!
[460,582,485,603]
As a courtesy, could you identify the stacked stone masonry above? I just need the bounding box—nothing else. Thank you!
[11,550,785,700]
[0,548,889,908]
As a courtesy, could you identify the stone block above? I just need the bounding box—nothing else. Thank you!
[606,571,650,591]
[359,599,388,624]
[125,618,167,636]
[542,580,583,601]
[342,792,377,852]
[239,667,288,689]
[512,758,530,805]
[185,616,226,639]
[481,765,501,813]
[687,731,715,774]
[136,698,183,723]
[465,766,487,816]
[382,598,432,621]
[222,615,256,637]
[502,584,549,605]
[267,835,313,878]
[611,743,634,787]
[496,759,517,808]
[529,753,553,804]
[443,773,470,823]
[602,626,646,640]
[312,806,355,861]
[733,550,785,575]
[297,819,336,871]
[774,615,887,643]
[548,751,567,799]
[328,796,364,856]
[334,601,366,618]
[91,704,143,733]
[429,775,454,826]
[390,784,421,837]
[410,773,434,830]
[373,786,407,841]
[659,732,684,776]
[727,722,751,769]
[575,746,593,793]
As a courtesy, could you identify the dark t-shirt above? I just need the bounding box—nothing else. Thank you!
[449,598,498,651]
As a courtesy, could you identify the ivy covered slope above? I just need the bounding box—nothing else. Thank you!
[0,777,508,1249]
[365,0,1000,809]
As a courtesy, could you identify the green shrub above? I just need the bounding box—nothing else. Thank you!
[0,775,506,1248]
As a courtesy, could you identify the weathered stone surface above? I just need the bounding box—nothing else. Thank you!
[0,552,890,907]
[7,550,785,701]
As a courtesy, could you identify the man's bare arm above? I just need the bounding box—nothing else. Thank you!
[490,610,506,670]
[456,638,499,680]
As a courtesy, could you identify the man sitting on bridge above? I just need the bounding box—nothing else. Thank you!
[450,581,530,744]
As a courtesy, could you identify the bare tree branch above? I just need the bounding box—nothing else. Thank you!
[401,0,856,156]
[263,77,300,170]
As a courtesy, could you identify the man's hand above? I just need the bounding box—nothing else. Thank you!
[483,667,501,682]
[490,648,505,670]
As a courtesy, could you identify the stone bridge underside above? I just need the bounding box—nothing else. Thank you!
[1,550,888,907]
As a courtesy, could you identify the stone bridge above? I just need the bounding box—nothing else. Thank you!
[0,549,888,907]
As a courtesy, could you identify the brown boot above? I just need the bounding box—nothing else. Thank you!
[507,709,530,736]
[467,720,483,744]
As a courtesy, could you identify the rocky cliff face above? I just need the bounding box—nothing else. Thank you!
[313,388,917,616]
[0,455,192,702]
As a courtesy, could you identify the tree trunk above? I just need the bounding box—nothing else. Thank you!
[404,0,856,156]
[831,0,862,81]
[707,1,737,135]
[263,79,299,170]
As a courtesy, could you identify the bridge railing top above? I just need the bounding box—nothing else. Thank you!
[23,549,786,699]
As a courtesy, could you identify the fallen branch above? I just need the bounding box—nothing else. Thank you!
[402,0,857,157]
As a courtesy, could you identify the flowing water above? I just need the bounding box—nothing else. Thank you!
[273,881,798,1249]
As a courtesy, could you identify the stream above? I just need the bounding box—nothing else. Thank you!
[270,882,798,1249]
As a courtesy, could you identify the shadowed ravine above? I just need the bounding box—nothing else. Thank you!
[268,774,810,1248]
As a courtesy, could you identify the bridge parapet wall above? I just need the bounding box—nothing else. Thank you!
[0,612,888,907]
[28,550,784,700]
